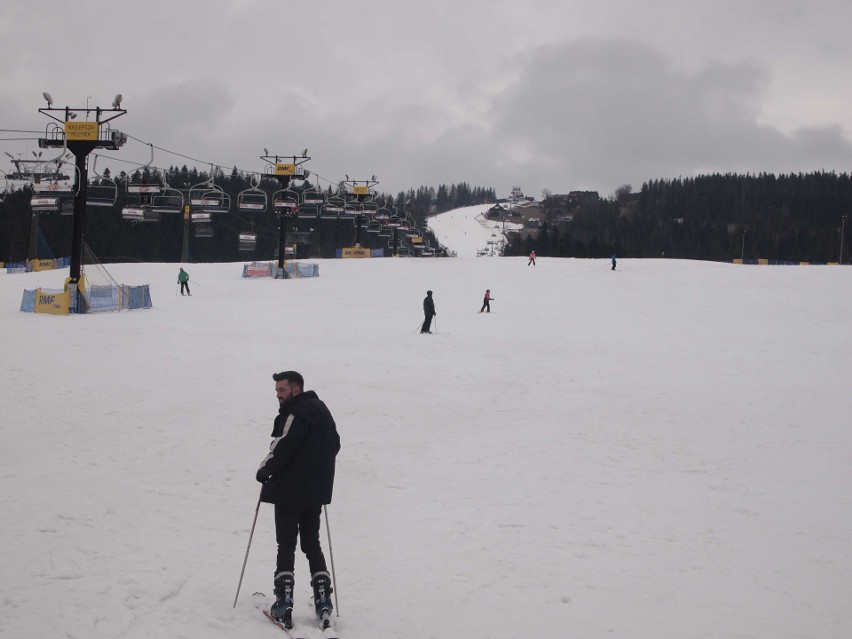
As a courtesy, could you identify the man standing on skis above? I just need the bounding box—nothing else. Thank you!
[421,290,436,333]
[256,371,341,628]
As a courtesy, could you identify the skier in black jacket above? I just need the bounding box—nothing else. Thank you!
[257,371,341,627]
[421,290,436,333]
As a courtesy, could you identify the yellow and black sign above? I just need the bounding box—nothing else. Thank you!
[65,121,99,141]
[410,236,423,244]
[342,247,371,258]
[35,289,70,315]
[274,163,296,176]
[351,185,370,196]
[31,259,58,272]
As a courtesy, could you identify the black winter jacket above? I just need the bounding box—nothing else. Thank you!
[423,295,435,316]
[257,391,341,506]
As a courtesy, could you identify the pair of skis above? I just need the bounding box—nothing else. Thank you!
[254,592,338,639]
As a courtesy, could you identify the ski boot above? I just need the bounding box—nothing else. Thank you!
[311,571,333,628]
[270,571,295,629]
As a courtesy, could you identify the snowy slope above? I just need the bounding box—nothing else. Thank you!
[427,203,513,257]
[1,212,852,639]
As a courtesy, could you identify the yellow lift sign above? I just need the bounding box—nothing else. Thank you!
[64,121,99,141]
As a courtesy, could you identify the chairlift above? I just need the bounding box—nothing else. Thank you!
[366,220,381,233]
[373,206,390,221]
[151,186,184,215]
[385,215,402,228]
[191,211,212,223]
[320,199,344,219]
[272,188,300,216]
[404,227,421,239]
[320,203,343,220]
[30,195,61,213]
[198,189,230,213]
[125,144,162,202]
[121,205,160,223]
[297,203,319,219]
[398,247,410,256]
[342,201,362,217]
[189,170,230,214]
[301,187,325,206]
[194,223,214,238]
[86,155,118,207]
[237,175,268,212]
[239,232,257,251]
[377,226,392,238]
[31,172,76,213]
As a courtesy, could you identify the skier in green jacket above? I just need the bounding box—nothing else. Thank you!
[178,268,191,296]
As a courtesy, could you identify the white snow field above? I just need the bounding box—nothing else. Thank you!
[2,208,851,639]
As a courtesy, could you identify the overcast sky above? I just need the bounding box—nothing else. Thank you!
[3,0,852,199]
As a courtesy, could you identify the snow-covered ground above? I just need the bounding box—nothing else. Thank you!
[2,209,851,639]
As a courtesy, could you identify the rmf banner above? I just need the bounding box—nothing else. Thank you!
[341,247,371,258]
[34,289,70,315]
[31,259,58,271]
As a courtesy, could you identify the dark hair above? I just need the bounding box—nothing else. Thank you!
[272,371,304,389]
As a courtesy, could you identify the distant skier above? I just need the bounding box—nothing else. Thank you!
[421,290,436,334]
[528,250,536,266]
[479,289,494,313]
[178,267,191,295]
[611,255,617,271]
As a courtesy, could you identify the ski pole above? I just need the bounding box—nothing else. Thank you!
[323,505,340,616]
[413,320,423,334]
[190,279,201,286]
[434,317,438,334]
[233,490,263,608]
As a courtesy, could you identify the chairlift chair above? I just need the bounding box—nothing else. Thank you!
[30,195,61,213]
[320,199,344,219]
[272,188,300,216]
[377,226,392,238]
[86,155,118,208]
[238,232,257,251]
[366,220,382,233]
[237,177,268,213]
[301,188,325,206]
[297,203,319,219]
[198,189,230,213]
[320,203,343,220]
[151,187,184,215]
[31,175,75,213]
[373,207,391,222]
[385,215,402,228]
[194,223,214,238]
[342,201,362,217]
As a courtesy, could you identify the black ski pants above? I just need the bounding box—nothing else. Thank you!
[180,281,190,295]
[274,504,328,575]
[421,313,434,333]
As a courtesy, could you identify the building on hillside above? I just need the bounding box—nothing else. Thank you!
[541,191,600,222]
